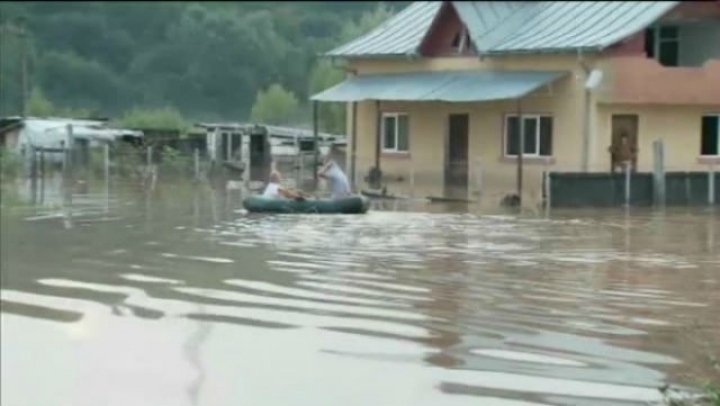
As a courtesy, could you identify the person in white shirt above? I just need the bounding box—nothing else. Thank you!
[318,155,351,199]
[262,171,304,200]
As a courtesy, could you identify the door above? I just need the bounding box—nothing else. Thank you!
[610,114,639,171]
[445,114,469,198]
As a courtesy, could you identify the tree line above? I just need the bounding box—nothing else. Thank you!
[0,2,403,134]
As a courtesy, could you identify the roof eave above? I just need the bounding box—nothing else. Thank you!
[482,46,605,56]
[324,52,423,61]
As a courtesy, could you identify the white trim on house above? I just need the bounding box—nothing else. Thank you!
[381,112,410,153]
[700,114,720,157]
[503,114,554,157]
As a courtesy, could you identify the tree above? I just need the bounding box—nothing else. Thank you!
[26,87,54,117]
[306,3,396,134]
[117,107,189,132]
[250,84,299,125]
[26,86,92,118]
[308,59,345,134]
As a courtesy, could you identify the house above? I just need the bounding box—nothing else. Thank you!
[0,116,143,164]
[311,1,720,203]
[197,122,341,161]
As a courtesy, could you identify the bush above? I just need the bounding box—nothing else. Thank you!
[0,146,23,181]
[158,146,193,178]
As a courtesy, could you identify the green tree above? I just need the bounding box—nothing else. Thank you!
[26,87,54,116]
[117,107,189,132]
[250,84,299,125]
[26,86,92,118]
[306,3,396,134]
[308,60,346,134]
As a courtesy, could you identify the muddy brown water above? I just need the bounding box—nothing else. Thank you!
[1,186,718,406]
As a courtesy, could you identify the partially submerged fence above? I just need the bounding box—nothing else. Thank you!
[544,167,719,208]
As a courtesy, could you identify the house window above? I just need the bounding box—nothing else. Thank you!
[701,115,720,156]
[381,113,409,152]
[451,28,471,54]
[505,115,553,157]
[645,25,679,67]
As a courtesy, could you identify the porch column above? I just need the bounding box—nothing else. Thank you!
[312,100,319,190]
[516,98,524,206]
[371,100,382,188]
[581,87,591,172]
[350,101,358,190]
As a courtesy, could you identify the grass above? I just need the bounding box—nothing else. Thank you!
[704,384,720,406]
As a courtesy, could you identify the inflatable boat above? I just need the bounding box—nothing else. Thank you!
[242,195,371,214]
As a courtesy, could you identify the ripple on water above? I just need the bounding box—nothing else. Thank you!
[2,204,717,406]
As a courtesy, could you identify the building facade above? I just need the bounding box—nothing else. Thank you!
[312,1,720,204]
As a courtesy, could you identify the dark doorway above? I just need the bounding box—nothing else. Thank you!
[249,129,271,182]
[610,114,639,172]
[445,114,469,199]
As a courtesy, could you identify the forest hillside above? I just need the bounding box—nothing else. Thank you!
[0,2,408,133]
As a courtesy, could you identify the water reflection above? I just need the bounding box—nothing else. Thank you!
[1,185,718,406]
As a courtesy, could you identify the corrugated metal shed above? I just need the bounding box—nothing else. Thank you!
[311,70,567,102]
[326,1,679,57]
[326,1,441,58]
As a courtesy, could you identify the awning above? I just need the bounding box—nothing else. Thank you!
[311,70,568,103]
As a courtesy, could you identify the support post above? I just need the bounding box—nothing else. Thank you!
[581,88,591,172]
[312,100,319,191]
[709,164,716,205]
[475,160,483,202]
[194,148,200,181]
[350,101,358,191]
[371,100,382,189]
[146,145,153,167]
[516,99,524,206]
[544,170,552,212]
[624,160,631,207]
[29,146,37,204]
[65,125,74,205]
[39,149,45,204]
[19,20,28,116]
[652,140,665,206]
[104,143,110,213]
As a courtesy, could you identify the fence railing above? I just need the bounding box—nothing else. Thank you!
[8,137,715,210]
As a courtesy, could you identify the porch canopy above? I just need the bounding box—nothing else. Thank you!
[310,69,568,103]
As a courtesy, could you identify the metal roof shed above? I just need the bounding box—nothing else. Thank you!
[309,69,568,200]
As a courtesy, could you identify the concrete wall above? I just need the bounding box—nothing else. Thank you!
[338,10,720,205]
[596,104,720,172]
[679,20,720,67]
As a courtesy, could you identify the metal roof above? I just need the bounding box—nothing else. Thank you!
[310,70,568,103]
[196,122,343,140]
[326,1,441,58]
[480,1,680,54]
[326,1,679,57]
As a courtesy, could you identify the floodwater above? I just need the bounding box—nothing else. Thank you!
[1,185,719,406]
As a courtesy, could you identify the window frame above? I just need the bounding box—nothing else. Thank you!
[654,24,680,67]
[503,114,553,158]
[381,112,409,153]
[700,114,720,157]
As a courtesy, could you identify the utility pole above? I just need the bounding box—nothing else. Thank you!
[18,17,28,117]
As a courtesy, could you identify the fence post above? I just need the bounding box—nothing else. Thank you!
[104,143,110,213]
[475,160,483,202]
[652,140,665,206]
[544,170,552,211]
[710,164,716,205]
[409,164,415,198]
[39,149,45,205]
[194,148,200,181]
[64,124,74,206]
[29,146,37,204]
[624,160,631,207]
